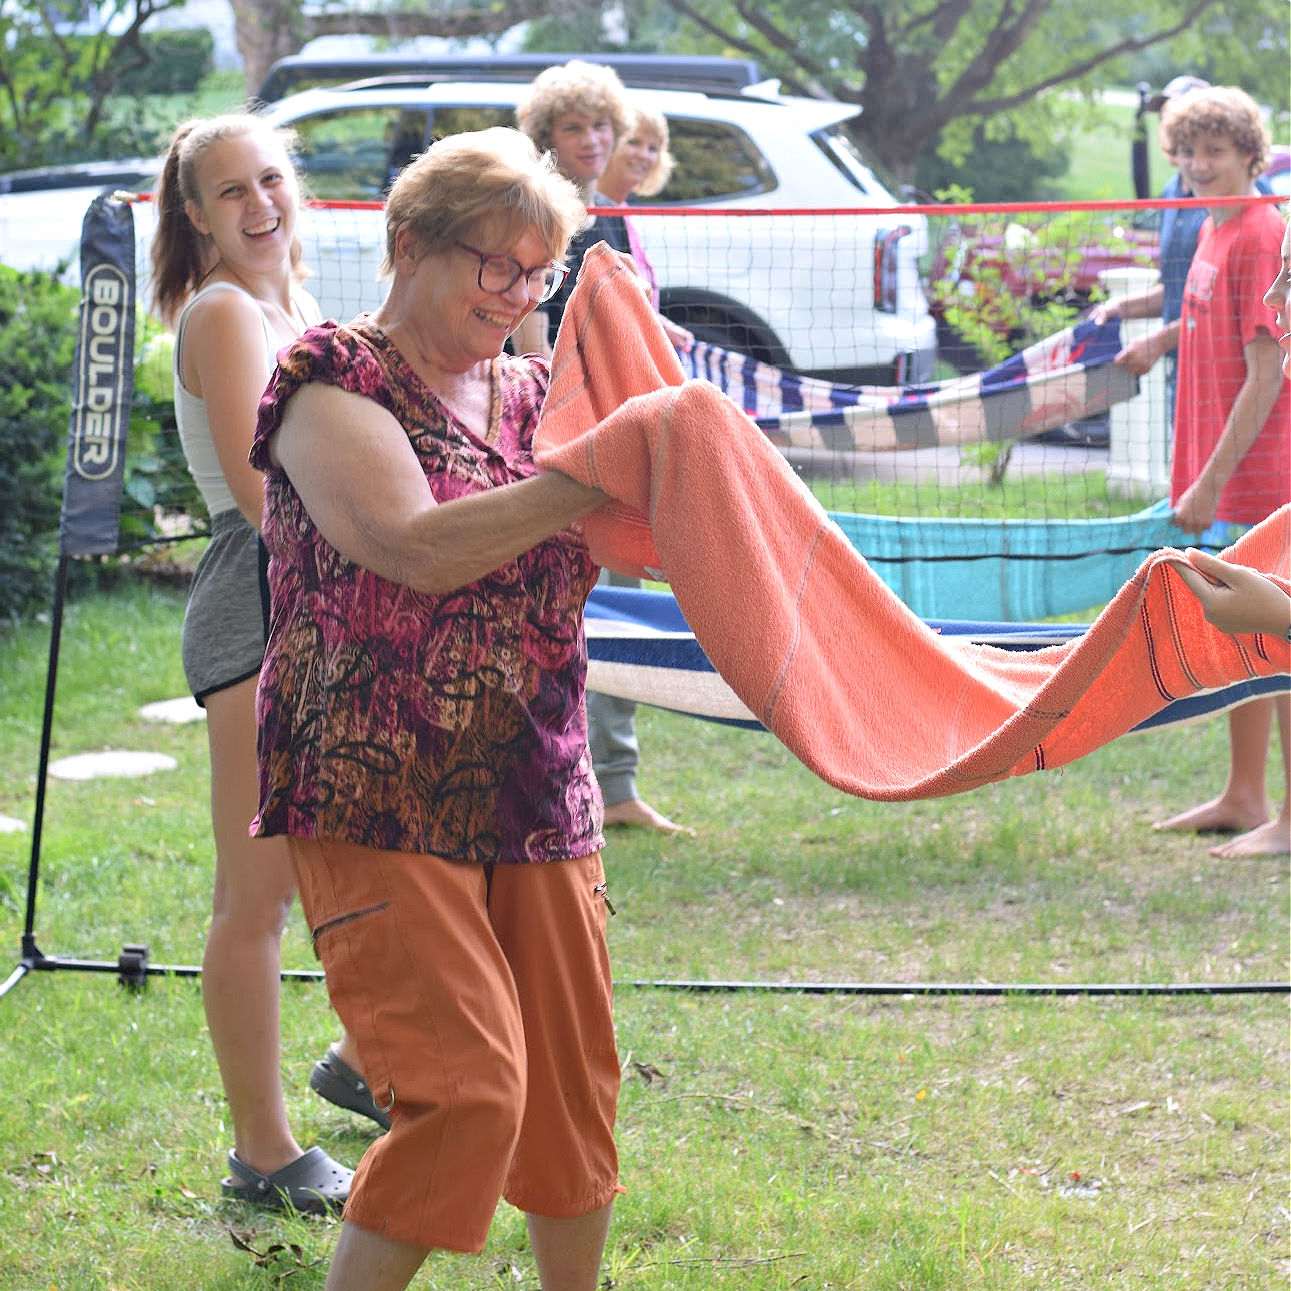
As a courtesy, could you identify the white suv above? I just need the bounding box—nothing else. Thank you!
[0,58,936,384]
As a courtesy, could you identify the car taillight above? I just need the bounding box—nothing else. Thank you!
[873,224,912,313]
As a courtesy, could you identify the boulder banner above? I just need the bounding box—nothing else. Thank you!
[58,190,136,558]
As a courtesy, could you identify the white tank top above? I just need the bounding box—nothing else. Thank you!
[173,281,310,518]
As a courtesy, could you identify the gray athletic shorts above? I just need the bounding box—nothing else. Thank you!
[182,508,269,705]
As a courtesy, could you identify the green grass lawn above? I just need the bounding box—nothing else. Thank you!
[1052,99,1143,202]
[0,579,1285,1290]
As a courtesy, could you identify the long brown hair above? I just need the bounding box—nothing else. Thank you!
[149,113,307,328]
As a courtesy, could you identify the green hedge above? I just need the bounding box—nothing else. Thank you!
[0,267,77,622]
[114,28,215,97]
[0,267,204,624]
[916,124,1070,203]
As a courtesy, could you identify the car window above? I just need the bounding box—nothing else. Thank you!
[653,119,776,203]
[814,120,901,199]
[292,107,429,200]
[428,105,523,143]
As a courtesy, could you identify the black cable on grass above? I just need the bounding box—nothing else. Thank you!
[617,978,1290,996]
[5,952,1287,999]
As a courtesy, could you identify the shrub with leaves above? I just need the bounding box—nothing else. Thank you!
[922,187,1137,484]
[122,316,203,543]
[0,269,203,623]
[0,0,183,170]
[0,266,78,622]
[113,28,214,97]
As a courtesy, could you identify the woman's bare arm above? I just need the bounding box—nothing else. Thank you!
[181,288,279,530]
[268,382,604,593]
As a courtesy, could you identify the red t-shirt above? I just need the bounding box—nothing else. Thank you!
[1173,203,1291,524]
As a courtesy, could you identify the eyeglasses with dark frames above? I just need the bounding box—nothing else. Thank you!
[454,242,570,305]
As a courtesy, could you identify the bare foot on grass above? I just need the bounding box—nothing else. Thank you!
[1209,816,1290,859]
[602,797,694,836]
[1152,794,1271,836]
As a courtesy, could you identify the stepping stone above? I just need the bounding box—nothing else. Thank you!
[139,697,206,724]
[0,814,25,834]
[49,751,177,781]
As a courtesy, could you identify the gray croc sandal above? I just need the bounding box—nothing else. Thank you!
[222,1146,353,1214]
[309,1044,392,1131]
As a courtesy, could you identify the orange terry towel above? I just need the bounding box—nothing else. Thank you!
[534,242,1291,801]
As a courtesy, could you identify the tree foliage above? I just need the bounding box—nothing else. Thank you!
[915,124,1070,204]
[0,0,187,169]
[652,0,1289,183]
[4,0,1285,186]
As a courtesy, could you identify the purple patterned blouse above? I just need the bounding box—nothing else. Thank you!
[248,319,604,864]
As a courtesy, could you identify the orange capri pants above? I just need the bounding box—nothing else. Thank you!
[288,837,622,1252]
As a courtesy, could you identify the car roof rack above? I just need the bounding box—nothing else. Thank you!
[256,52,763,105]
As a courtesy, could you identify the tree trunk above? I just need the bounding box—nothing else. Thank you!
[229,0,306,99]
[230,0,608,103]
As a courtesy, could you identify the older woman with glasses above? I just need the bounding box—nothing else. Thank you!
[246,126,620,1291]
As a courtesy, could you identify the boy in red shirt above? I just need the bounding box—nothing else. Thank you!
[1156,86,1289,858]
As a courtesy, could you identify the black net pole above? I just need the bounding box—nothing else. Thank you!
[16,557,71,971]
[2,190,136,1000]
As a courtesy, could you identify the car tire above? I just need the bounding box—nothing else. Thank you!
[933,314,991,376]
[662,301,783,368]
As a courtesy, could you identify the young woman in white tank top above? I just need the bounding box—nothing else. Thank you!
[150,113,383,1213]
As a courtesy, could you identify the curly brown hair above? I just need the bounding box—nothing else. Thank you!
[515,60,631,159]
[1160,86,1271,178]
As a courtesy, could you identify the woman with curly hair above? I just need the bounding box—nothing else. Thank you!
[516,67,692,834]
[512,59,634,357]
[597,104,674,302]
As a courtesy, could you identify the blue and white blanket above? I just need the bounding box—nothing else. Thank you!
[585,585,1289,736]
[678,318,1137,451]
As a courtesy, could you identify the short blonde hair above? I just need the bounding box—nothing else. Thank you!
[1161,86,1271,177]
[622,105,675,198]
[515,60,631,158]
[380,127,587,278]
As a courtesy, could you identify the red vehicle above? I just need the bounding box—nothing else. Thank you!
[924,208,1160,338]
[928,135,1289,354]
[1262,144,1290,196]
